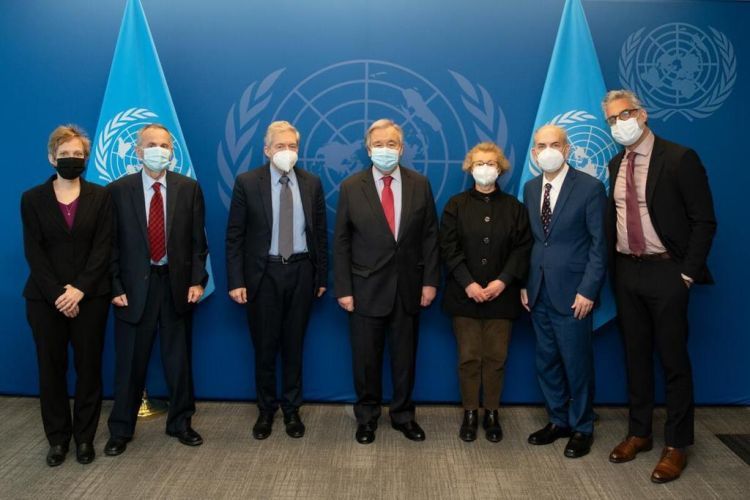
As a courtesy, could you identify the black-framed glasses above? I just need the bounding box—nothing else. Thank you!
[606,108,640,126]
[471,160,499,168]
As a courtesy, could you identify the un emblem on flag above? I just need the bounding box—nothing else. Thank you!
[93,108,188,183]
[531,111,618,187]
[619,23,736,121]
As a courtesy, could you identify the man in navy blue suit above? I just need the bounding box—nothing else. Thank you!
[521,124,606,458]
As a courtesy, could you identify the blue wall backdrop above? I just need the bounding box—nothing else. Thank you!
[1,0,747,404]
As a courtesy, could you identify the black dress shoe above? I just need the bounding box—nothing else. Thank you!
[167,427,203,446]
[46,444,68,467]
[528,423,572,445]
[564,432,593,458]
[459,410,478,442]
[391,420,426,441]
[252,412,274,440]
[483,409,503,443]
[104,436,129,456]
[76,442,95,464]
[283,411,305,438]
[355,422,377,444]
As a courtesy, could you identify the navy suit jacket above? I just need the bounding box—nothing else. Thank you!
[523,167,607,315]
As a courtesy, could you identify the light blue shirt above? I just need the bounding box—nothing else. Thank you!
[142,169,168,265]
[269,165,308,256]
[372,165,402,240]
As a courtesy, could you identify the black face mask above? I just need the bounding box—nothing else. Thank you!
[55,157,86,180]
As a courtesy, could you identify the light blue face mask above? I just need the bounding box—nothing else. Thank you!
[370,147,400,173]
[142,146,172,172]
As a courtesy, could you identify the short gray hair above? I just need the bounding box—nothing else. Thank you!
[601,89,643,114]
[137,123,172,147]
[264,121,300,147]
[365,119,403,148]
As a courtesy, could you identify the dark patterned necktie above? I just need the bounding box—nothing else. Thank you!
[541,182,552,237]
[148,183,166,262]
[278,174,293,259]
[625,151,646,255]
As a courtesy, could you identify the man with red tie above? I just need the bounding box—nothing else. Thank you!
[602,91,716,483]
[334,119,440,444]
[105,124,208,456]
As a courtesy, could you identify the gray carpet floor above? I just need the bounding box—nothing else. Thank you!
[0,397,748,499]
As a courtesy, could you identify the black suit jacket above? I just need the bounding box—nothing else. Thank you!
[21,176,112,304]
[606,134,717,284]
[225,163,328,299]
[334,166,440,317]
[109,170,208,323]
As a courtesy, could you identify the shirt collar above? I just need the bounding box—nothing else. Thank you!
[627,129,655,157]
[372,165,401,184]
[543,162,569,192]
[269,164,298,185]
[142,168,166,191]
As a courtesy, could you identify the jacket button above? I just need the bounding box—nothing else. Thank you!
[483,237,490,244]
[484,216,491,222]
[481,258,488,265]
[544,242,549,247]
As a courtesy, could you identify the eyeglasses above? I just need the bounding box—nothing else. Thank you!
[472,161,499,168]
[606,108,640,126]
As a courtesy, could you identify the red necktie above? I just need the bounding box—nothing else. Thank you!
[148,183,166,262]
[381,175,395,236]
[625,151,646,255]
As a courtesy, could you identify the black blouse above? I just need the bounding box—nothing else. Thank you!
[439,185,532,319]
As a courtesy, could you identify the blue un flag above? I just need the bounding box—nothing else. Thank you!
[87,0,214,298]
[518,0,616,328]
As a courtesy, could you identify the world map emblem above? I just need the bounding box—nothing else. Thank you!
[217,60,514,216]
[529,110,617,189]
[94,108,190,183]
[619,23,736,121]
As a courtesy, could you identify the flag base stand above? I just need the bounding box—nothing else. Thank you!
[137,390,168,419]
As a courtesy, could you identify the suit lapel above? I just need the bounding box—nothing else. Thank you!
[610,150,625,198]
[547,167,576,237]
[360,168,393,239]
[397,167,413,241]
[165,171,178,242]
[129,173,149,246]
[42,177,71,234]
[295,168,313,233]
[258,164,273,230]
[645,135,666,207]
[70,179,93,235]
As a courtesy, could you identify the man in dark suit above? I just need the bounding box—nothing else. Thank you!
[603,90,716,483]
[105,124,208,456]
[334,119,440,444]
[226,121,327,440]
[522,124,606,459]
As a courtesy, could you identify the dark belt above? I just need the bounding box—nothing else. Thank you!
[267,252,309,264]
[150,264,169,275]
[617,252,671,262]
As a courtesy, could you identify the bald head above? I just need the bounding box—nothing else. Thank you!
[533,124,568,147]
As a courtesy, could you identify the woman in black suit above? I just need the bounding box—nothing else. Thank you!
[440,142,532,443]
[21,125,112,466]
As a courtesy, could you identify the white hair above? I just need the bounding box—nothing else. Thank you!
[365,119,403,148]
[264,121,300,147]
[601,89,643,114]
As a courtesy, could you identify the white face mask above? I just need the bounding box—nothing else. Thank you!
[471,164,499,187]
[142,146,172,172]
[271,149,297,173]
[610,117,643,146]
[370,147,400,173]
[536,147,565,173]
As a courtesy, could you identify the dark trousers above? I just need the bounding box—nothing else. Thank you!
[26,297,109,446]
[615,254,694,447]
[247,258,314,415]
[349,296,419,425]
[452,317,512,411]
[108,269,195,438]
[531,283,595,434]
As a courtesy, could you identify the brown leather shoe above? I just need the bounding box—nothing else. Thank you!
[651,447,687,483]
[609,435,653,463]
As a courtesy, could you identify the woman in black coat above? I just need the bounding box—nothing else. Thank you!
[440,142,532,442]
[21,125,112,466]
